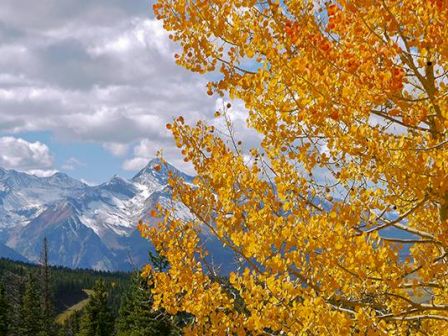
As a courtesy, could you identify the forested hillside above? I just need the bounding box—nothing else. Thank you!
[0,257,179,335]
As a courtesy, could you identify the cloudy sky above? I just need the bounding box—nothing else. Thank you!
[0,0,251,183]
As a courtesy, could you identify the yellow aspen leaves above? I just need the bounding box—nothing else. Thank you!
[139,0,448,334]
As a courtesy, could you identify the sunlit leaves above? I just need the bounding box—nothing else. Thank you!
[140,0,448,334]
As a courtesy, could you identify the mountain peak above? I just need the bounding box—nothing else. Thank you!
[148,157,163,165]
[97,174,137,198]
[110,174,124,182]
[131,158,192,186]
[45,171,87,189]
[0,161,196,271]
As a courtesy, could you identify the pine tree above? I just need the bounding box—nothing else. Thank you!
[40,237,55,335]
[0,282,9,336]
[115,272,174,336]
[20,272,44,336]
[61,310,82,336]
[77,280,114,336]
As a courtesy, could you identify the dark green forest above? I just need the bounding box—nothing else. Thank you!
[0,256,180,336]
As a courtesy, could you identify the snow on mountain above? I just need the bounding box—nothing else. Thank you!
[132,158,193,186]
[0,160,414,274]
[0,160,196,271]
[0,169,87,230]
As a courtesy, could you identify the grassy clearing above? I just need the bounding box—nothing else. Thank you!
[55,289,94,325]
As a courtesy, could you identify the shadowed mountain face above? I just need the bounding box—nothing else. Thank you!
[0,242,28,262]
[0,159,199,271]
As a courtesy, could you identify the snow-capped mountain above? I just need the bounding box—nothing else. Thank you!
[0,159,196,271]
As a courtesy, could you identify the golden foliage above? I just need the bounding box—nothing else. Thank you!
[140,0,448,334]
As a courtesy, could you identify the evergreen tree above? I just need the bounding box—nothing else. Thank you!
[40,237,55,335]
[20,272,44,336]
[115,272,174,336]
[0,282,9,336]
[77,280,114,336]
[61,310,82,336]
[0,258,130,336]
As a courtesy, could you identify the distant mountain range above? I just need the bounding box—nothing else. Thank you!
[0,158,414,273]
[0,159,215,271]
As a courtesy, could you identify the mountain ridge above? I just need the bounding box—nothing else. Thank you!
[0,159,194,271]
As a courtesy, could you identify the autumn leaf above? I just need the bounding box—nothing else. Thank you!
[140,0,448,334]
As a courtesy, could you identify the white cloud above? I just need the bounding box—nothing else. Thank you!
[123,137,196,174]
[103,143,129,157]
[211,98,262,153]
[0,0,261,177]
[121,97,261,175]
[133,138,156,157]
[122,157,148,171]
[0,136,53,171]
[0,15,216,148]
[87,19,172,58]
[61,157,84,171]
[28,169,59,177]
[122,139,160,171]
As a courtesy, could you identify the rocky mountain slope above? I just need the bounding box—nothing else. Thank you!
[0,159,197,271]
